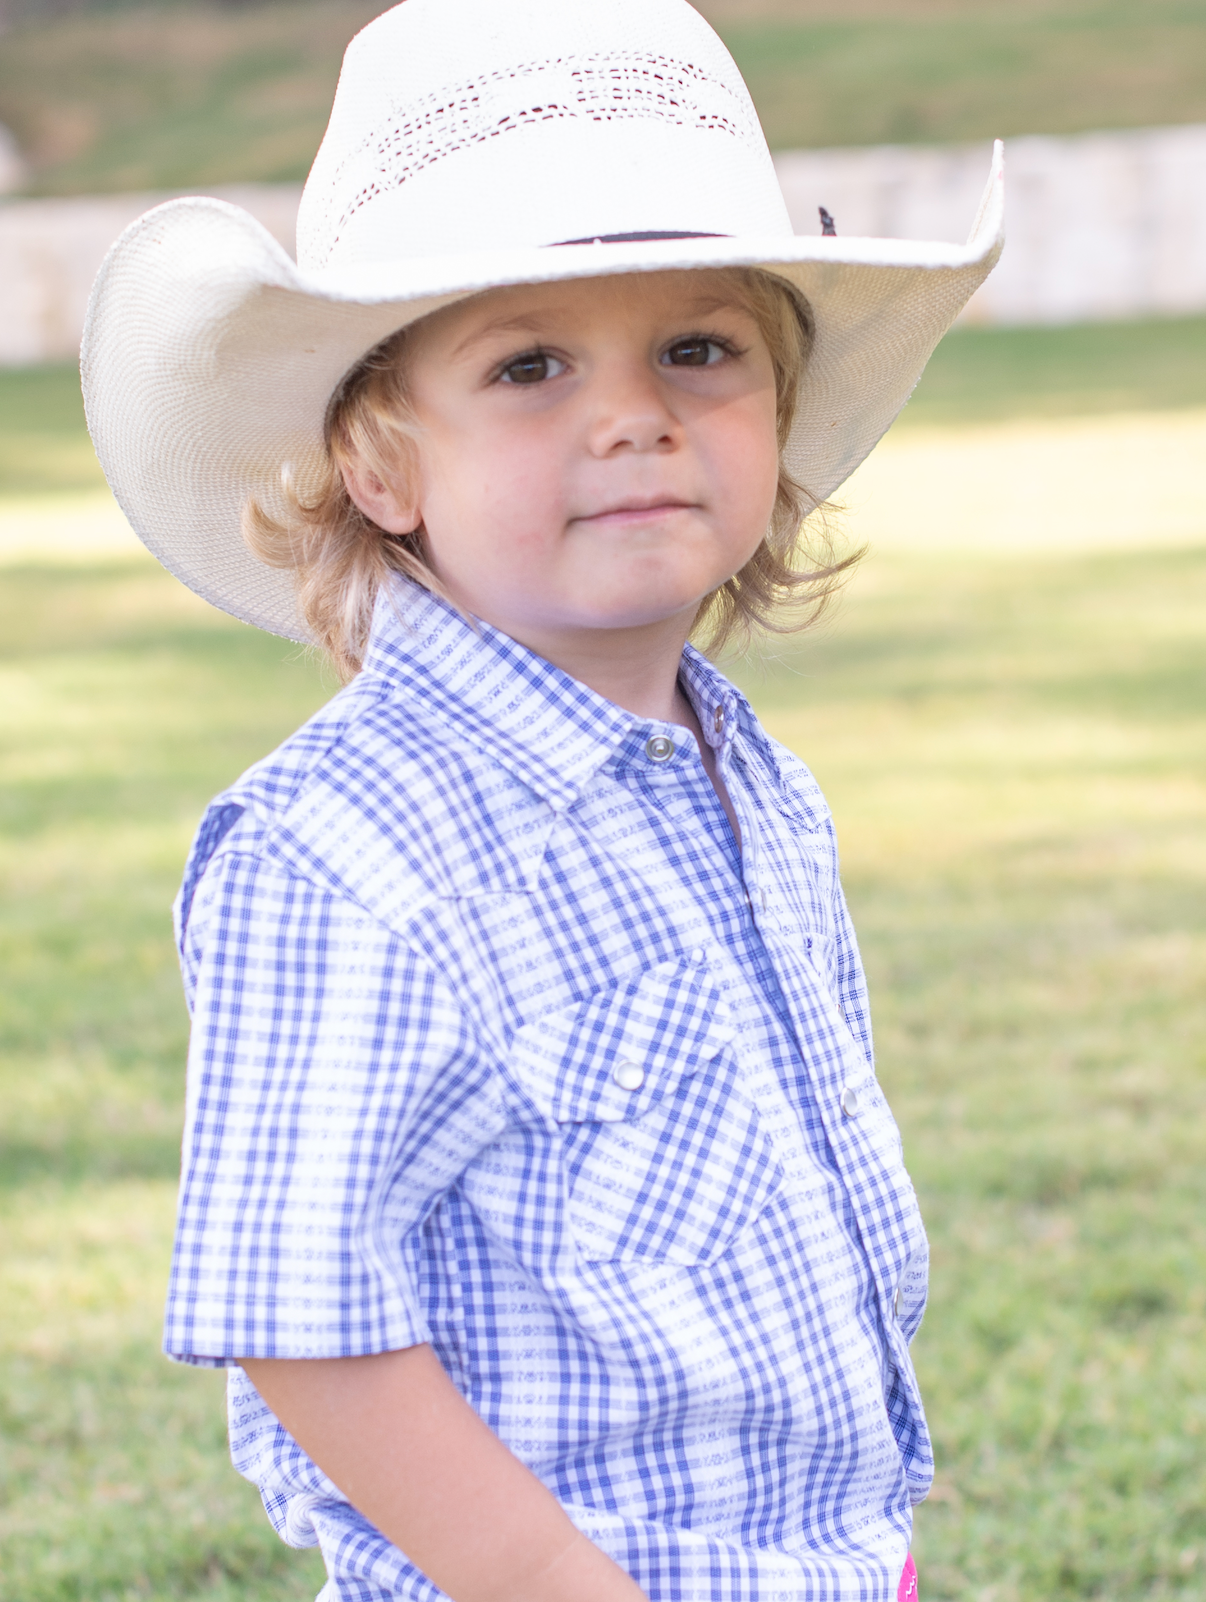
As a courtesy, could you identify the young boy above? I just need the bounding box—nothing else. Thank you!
[82,1,1003,1597]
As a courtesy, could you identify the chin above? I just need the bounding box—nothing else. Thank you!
[574,598,702,632]
[575,576,718,629]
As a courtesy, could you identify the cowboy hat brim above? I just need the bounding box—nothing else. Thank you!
[81,142,1003,643]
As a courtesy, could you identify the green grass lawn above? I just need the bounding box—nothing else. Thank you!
[894,316,1206,429]
[1,0,1204,195]
[1,322,1204,1598]
[2,529,1203,1602]
[0,566,333,1601]
[744,545,1206,1601]
[0,363,110,498]
[709,0,1206,152]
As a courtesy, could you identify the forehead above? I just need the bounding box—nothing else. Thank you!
[415,269,759,355]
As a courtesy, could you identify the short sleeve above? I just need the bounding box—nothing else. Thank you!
[164,848,509,1366]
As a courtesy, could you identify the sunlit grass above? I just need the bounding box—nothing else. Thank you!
[0,564,332,1601]
[1,324,1204,1597]
[1,536,1203,1599]
[739,543,1206,1602]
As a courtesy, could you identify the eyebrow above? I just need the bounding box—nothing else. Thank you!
[449,313,563,361]
[449,292,755,361]
[677,293,751,318]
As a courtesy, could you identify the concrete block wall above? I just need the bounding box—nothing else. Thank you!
[2,124,1206,364]
[0,185,301,366]
[773,124,1206,326]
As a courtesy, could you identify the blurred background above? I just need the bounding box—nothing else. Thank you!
[1,2,1204,1600]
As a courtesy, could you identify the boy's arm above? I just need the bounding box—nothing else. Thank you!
[241,1346,648,1602]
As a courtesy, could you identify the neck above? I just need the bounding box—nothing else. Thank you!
[474,600,738,843]
[484,610,697,725]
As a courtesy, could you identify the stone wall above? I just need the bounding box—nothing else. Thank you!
[2,124,1205,365]
[0,185,300,366]
[774,125,1206,327]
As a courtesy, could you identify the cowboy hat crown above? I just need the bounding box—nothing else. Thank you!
[300,0,794,279]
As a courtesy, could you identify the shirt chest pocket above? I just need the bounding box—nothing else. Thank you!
[508,957,782,1266]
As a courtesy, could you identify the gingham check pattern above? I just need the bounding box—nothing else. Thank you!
[167,582,933,1602]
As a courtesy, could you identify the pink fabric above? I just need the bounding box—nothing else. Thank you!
[898,1554,918,1602]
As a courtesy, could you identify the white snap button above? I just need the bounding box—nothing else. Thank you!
[612,1060,645,1091]
[893,1284,904,1318]
[840,1085,859,1117]
[690,946,705,962]
[645,735,675,762]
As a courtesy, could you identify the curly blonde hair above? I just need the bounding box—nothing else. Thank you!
[245,268,858,681]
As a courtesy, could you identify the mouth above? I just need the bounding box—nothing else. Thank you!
[573,497,695,528]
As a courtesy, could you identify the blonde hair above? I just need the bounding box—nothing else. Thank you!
[245,269,859,681]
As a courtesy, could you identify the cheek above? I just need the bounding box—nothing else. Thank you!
[708,399,781,523]
[427,422,563,522]
[417,427,567,586]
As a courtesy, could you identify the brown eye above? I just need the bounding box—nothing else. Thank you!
[499,351,565,384]
[664,338,722,368]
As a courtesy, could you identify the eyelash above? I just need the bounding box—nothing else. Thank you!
[491,331,745,386]
[493,349,568,385]
[663,332,744,367]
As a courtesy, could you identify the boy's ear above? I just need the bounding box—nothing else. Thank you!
[341,456,422,535]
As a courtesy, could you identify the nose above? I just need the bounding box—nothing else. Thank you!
[584,359,680,458]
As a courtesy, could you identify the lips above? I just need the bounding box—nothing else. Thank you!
[575,497,694,523]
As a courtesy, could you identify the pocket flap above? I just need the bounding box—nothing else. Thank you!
[509,956,736,1124]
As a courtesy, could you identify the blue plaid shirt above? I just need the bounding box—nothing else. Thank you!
[167,581,932,1602]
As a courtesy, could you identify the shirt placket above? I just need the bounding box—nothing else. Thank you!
[718,728,914,1348]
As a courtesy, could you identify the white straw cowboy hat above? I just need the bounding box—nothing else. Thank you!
[82,0,1004,644]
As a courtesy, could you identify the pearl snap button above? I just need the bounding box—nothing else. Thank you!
[840,1085,859,1117]
[690,946,705,962]
[893,1284,904,1318]
[713,706,726,735]
[645,735,675,763]
[612,1060,645,1091]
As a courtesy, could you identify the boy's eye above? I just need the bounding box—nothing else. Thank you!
[498,350,566,384]
[663,337,729,368]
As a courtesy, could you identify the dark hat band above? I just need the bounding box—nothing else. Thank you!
[550,230,728,246]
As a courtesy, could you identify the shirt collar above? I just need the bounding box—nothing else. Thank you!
[361,580,750,810]
[362,580,635,810]
[678,643,744,753]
